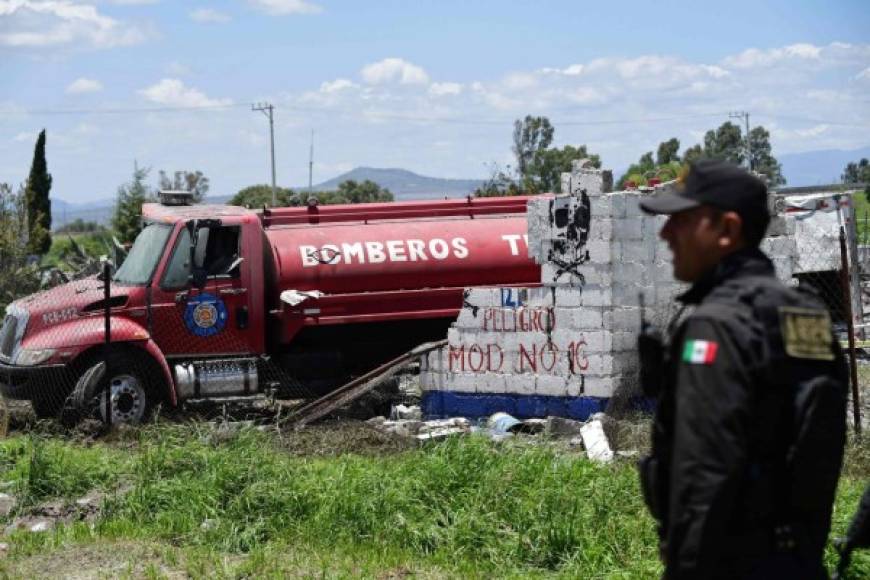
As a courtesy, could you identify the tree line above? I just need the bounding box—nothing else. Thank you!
[475,116,786,196]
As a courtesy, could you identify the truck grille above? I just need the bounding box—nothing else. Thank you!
[0,314,17,360]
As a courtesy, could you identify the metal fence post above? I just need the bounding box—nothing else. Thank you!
[103,260,112,425]
[840,226,862,434]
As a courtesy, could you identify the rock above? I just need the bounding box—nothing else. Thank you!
[579,419,614,463]
[366,416,387,425]
[546,416,585,438]
[0,542,8,558]
[381,420,423,437]
[5,517,54,535]
[0,493,15,518]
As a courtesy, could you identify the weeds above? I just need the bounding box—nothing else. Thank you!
[0,422,867,577]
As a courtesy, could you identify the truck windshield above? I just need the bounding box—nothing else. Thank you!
[113,223,172,285]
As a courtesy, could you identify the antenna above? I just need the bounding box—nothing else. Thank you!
[729,111,752,171]
[252,103,277,206]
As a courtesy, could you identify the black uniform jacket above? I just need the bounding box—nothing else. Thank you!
[641,247,847,579]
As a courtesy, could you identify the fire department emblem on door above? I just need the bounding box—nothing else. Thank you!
[184,293,228,337]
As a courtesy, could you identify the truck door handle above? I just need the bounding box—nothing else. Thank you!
[219,288,247,296]
[175,291,189,303]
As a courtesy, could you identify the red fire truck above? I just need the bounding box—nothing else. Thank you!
[0,193,539,423]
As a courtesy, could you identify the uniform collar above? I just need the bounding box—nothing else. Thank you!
[677,246,775,305]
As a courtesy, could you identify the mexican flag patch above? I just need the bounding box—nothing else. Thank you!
[682,339,719,364]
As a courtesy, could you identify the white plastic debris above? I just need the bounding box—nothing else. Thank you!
[390,404,422,421]
[280,289,324,306]
[579,419,614,463]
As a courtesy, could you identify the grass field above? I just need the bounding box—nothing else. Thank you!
[0,422,868,578]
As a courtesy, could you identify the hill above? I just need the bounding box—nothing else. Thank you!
[306,167,484,200]
[779,145,870,187]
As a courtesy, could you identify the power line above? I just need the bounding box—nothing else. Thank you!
[252,102,277,207]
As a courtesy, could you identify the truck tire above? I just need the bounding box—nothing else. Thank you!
[72,349,161,425]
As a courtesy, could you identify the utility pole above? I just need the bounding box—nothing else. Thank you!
[308,130,314,193]
[252,103,277,206]
[729,111,752,171]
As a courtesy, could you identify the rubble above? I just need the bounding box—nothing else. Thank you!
[390,404,422,421]
[579,417,614,463]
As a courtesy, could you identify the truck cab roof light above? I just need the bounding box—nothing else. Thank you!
[159,190,194,206]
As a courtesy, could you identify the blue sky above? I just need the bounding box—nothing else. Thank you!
[1,0,869,203]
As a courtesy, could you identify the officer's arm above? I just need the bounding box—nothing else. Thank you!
[666,316,752,578]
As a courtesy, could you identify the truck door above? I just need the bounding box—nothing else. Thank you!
[149,224,255,357]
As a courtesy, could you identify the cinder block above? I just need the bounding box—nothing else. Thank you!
[446,373,478,393]
[463,288,499,308]
[566,375,585,396]
[447,327,461,345]
[585,354,614,375]
[536,375,569,397]
[541,263,586,288]
[610,194,627,218]
[504,374,537,395]
[604,307,641,332]
[554,288,583,308]
[615,352,640,375]
[580,286,613,307]
[582,265,613,286]
[621,241,654,263]
[572,308,603,329]
[614,262,645,282]
[561,173,572,196]
[582,330,613,353]
[586,240,611,263]
[584,376,616,397]
[591,218,613,240]
[590,196,612,217]
[455,308,483,329]
[613,218,644,240]
[612,331,636,352]
[624,194,643,218]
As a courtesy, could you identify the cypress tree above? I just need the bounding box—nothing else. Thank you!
[112,166,151,244]
[25,129,52,255]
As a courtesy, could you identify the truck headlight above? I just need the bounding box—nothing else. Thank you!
[14,348,56,366]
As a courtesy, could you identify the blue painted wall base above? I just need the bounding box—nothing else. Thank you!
[421,391,610,421]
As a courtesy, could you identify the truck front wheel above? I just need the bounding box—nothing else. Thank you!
[70,349,161,425]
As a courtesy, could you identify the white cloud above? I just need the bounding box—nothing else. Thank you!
[65,77,103,93]
[139,78,232,107]
[361,58,430,85]
[0,0,146,48]
[189,8,230,23]
[429,82,462,97]
[857,67,870,80]
[540,64,585,76]
[320,78,358,93]
[794,124,830,138]
[502,72,537,91]
[246,0,321,15]
[723,43,823,68]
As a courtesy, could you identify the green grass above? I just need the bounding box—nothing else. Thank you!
[0,424,868,578]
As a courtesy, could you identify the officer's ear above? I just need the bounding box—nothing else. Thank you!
[716,210,745,251]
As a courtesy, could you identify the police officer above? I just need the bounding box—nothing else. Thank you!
[834,484,870,578]
[637,159,848,579]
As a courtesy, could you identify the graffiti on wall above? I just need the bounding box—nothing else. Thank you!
[547,190,591,284]
[449,297,588,376]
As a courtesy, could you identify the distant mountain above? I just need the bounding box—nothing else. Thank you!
[779,146,870,187]
[306,167,484,200]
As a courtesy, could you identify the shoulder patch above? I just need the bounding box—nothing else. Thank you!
[681,339,719,365]
[778,306,835,361]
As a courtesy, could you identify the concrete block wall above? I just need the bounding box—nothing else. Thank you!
[421,160,799,420]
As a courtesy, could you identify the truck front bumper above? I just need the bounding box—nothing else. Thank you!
[0,360,70,401]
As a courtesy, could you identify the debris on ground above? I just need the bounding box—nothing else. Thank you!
[579,415,614,463]
[390,404,422,421]
[4,489,112,536]
[0,493,14,518]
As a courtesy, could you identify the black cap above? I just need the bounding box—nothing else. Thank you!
[639,159,768,220]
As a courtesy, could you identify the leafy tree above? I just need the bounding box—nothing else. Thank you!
[683,144,704,165]
[55,219,103,234]
[842,158,870,200]
[0,183,41,311]
[842,158,870,184]
[748,126,785,185]
[231,184,296,208]
[158,170,209,203]
[327,179,393,203]
[474,163,524,197]
[512,116,554,179]
[112,166,153,244]
[24,129,52,255]
[703,121,745,165]
[530,145,601,193]
[656,138,681,165]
